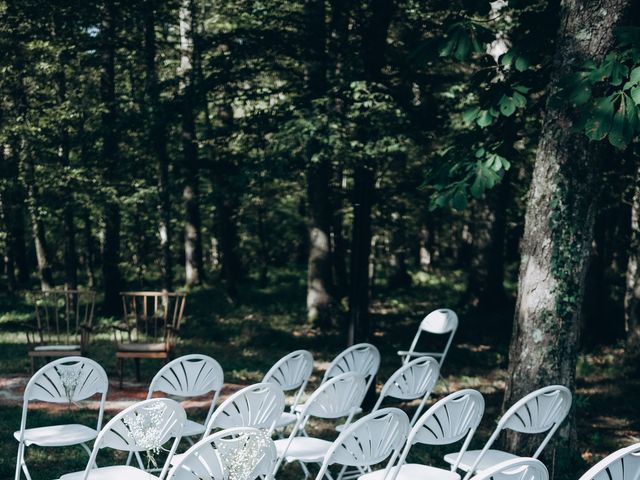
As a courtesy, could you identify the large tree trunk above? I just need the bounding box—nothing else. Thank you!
[101,0,122,315]
[624,162,640,369]
[179,0,204,288]
[504,0,629,468]
[144,1,173,291]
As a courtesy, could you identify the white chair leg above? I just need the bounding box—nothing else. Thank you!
[14,442,23,480]
[299,461,311,479]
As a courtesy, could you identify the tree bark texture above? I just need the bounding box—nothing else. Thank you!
[624,162,640,368]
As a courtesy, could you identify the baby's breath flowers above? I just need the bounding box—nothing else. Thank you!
[217,430,271,480]
[123,402,168,469]
[57,363,82,407]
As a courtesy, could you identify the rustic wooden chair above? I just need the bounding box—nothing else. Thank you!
[25,290,96,373]
[114,291,187,387]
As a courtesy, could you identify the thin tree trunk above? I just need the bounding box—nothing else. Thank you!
[504,0,629,469]
[82,211,96,288]
[54,17,78,290]
[624,162,640,368]
[347,0,397,343]
[348,164,375,344]
[143,1,173,291]
[101,0,122,314]
[179,0,204,288]
[0,144,16,292]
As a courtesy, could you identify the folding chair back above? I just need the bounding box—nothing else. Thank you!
[204,382,285,436]
[316,408,410,480]
[263,350,313,405]
[169,427,277,480]
[84,398,186,480]
[399,308,458,367]
[469,458,548,480]
[577,443,640,480]
[373,356,439,424]
[324,343,380,392]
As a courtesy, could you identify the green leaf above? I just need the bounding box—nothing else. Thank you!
[515,56,530,72]
[475,147,485,158]
[512,91,527,108]
[476,110,494,127]
[500,51,515,67]
[608,98,628,149]
[452,190,468,210]
[630,66,640,84]
[585,95,615,141]
[569,84,591,106]
[513,84,530,94]
[631,86,640,105]
[498,95,516,117]
[462,107,480,125]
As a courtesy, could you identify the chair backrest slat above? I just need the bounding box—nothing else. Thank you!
[323,343,380,393]
[577,443,640,480]
[469,458,549,480]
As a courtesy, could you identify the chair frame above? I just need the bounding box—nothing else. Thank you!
[388,389,485,480]
[26,290,97,373]
[273,372,368,478]
[323,343,381,394]
[15,356,108,480]
[454,385,572,480]
[147,354,224,441]
[577,443,640,480]
[316,408,410,480]
[371,356,440,426]
[398,308,458,367]
[114,291,187,387]
[169,427,277,480]
[71,398,186,480]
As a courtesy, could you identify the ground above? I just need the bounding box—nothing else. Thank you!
[0,268,638,480]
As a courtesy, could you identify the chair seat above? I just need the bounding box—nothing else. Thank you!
[275,437,333,463]
[60,465,159,480]
[275,411,298,429]
[359,464,460,480]
[33,345,81,352]
[117,342,167,353]
[14,424,98,447]
[443,449,519,472]
[182,419,206,437]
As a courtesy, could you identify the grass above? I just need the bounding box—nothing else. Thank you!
[0,267,638,480]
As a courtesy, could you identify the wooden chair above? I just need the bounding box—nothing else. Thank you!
[26,290,96,373]
[114,291,187,387]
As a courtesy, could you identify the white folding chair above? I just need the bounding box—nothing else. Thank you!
[59,398,186,480]
[317,408,410,480]
[147,354,224,440]
[262,350,313,430]
[359,389,484,480]
[469,458,548,480]
[323,343,380,394]
[371,356,439,426]
[273,372,368,478]
[168,427,277,480]
[577,443,640,480]
[14,356,109,480]
[398,309,458,368]
[443,385,572,479]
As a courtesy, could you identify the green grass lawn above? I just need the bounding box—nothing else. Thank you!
[1,268,638,480]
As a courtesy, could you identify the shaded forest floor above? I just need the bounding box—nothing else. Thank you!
[0,268,637,480]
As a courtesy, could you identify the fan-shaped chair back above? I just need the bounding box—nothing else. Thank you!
[324,343,380,392]
[316,408,410,479]
[389,389,484,479]
[204,382,285,436]
[304,372,368,419]
[84,398,186,480]
[469,458,549,480]
[169,427,277,480]
[263,349,313,410]
[463,386,571,480]
[577,443,640,480]
[373,356,439,424]
[148,354,223,430]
